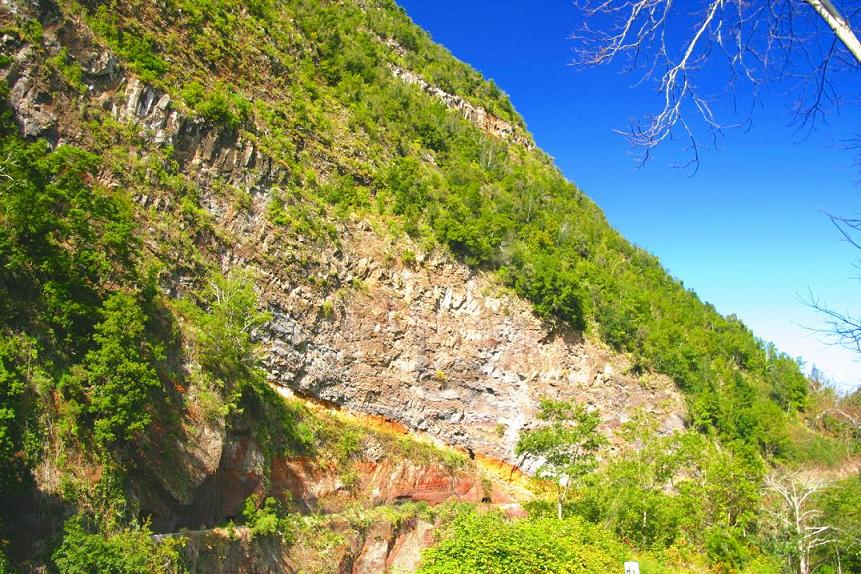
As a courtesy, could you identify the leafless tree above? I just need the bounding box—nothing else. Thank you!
[573,0,861,169]
[804,214,861,353]
[765,470,834,574]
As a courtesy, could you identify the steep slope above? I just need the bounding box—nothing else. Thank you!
[0,0,836,572]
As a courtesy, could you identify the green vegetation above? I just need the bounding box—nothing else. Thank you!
[815,476,861,572]
[87,5,168,83]
[65,0,818,458]
[61,292,162,447]
[46,48,85,93]
[420,410,858,573]
[180,81,250,130]
[515,399,606,519]
[419,510,624,574]
[572,414,765,569]
[184,270,270,391]
[1,0,858,571]
[0,91,145,492]
[53,516,185,574]
[241,495,295,541]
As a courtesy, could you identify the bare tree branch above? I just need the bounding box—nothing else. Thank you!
[806,0,861,63]
[765,470,834,574]
[573,0,860,167]
[803,213,861,355]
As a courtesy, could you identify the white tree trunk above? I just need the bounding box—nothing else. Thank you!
[799,540,810,574]
[765,472,832,574]
[805,0,861,65]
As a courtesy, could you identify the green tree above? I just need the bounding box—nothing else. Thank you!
[62,293,161,447]
[241,495,294,541]
[584,414,686,548]
[516,399,606,519]
[191,269,271,385]
[53,515,185,574]
[0,335,31,493]
[815,476,861,572]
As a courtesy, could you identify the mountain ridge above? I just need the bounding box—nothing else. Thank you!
[0,0,857,572]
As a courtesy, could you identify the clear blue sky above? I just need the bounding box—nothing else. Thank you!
[397,0,861,392]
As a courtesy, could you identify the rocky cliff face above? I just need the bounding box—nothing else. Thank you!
[6,2,685,469]
[1,4,688,571]
[180,514,437,574]
[390,65,534,149]
[257,226,686,468]
[132,419,496,533]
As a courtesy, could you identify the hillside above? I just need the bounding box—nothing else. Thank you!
[0,0,859,572]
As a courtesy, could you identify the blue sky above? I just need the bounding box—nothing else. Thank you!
[397,0,861,391]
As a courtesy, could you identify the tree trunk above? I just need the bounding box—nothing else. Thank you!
[557,497,563,520]
[798,529,810,574]
[805,0,861,65]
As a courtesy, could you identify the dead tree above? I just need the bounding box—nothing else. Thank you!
[804,214,861,355]
[573,0,861,169]
[765,470,834,574]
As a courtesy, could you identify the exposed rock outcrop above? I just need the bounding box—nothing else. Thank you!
[180,515,437,574]
[102,70,687,470]
[391,65,534,149]
[254,226,686,469]
[130,421,495,533]
[114,78,286,193]
[6,43,57,141]
[4,27,686,469]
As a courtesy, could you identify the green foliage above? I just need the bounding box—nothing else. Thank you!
[244,384,318,460]
[266,188,337,242]
[68,0,814,460]
[88,6,168,83]
[704,526,750,572]
[0,132,137,349]
[0,335,39,493]
[53,516,185,574]
[765,346,809,412]
[47,48,85,93]
[557,414,774,572]
[0,97,146,459]
[418,510,624,574]
[319,174,370,212]
[516,399,606,518]
[3,0,848,570]
[61,293,162,447]
[816,476,861,572]
[180,81,250,130]
[188,270,270,387]
[242,495,295,542]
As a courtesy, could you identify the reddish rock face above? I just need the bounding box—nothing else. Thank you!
[269,456,496,512]
[182,433,265,528]
[353,460,483,506]
[155,438,501,531]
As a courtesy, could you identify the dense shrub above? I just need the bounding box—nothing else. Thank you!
[241,496,295,541]
[180,81,250,130]
[60,293,162,447]
[53,516,185,574]
[0,335,37,493]
[419,511,624,574]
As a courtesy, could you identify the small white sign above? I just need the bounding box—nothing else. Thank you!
[624,562,640,574]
